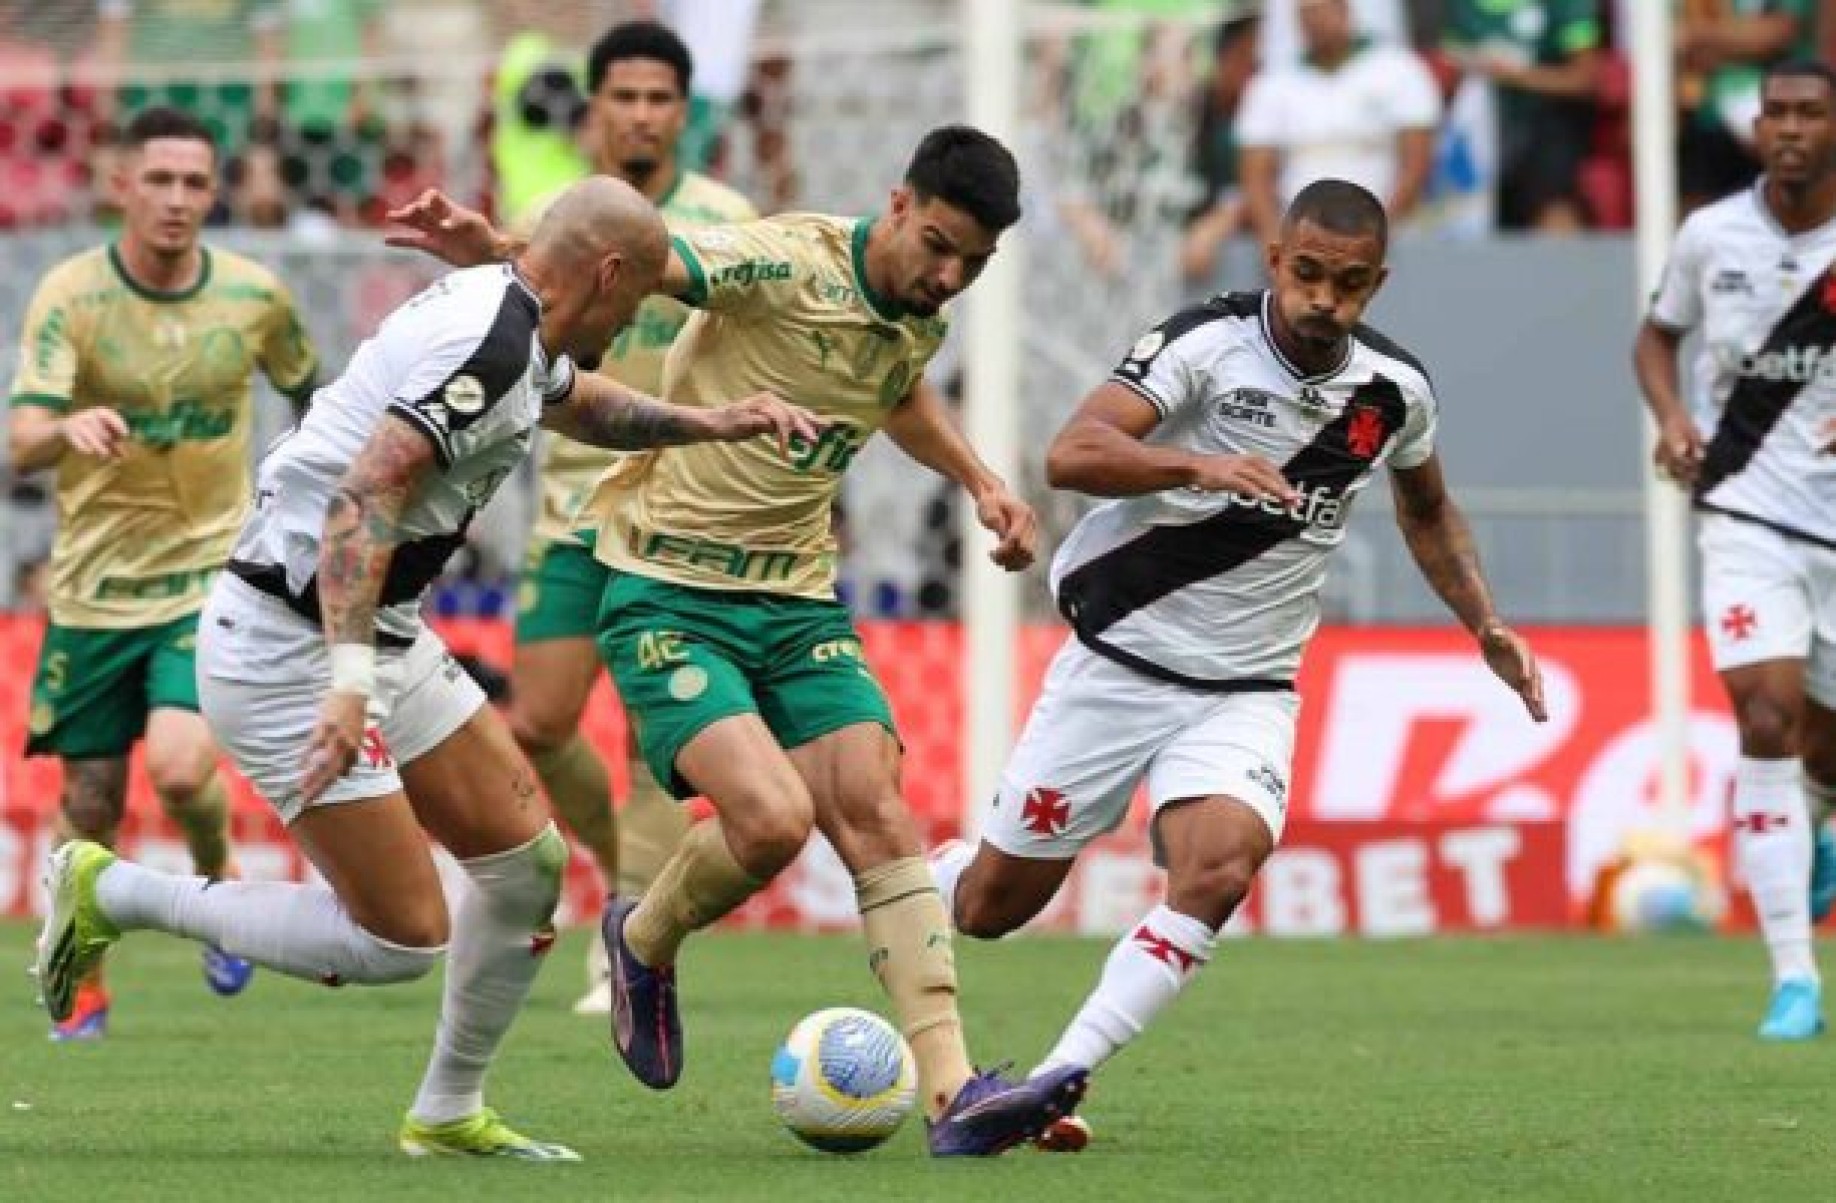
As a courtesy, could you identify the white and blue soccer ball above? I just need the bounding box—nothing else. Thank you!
[770,1007,917,1154]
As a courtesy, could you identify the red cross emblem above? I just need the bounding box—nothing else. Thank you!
[1735,812,1790,834]
[1345,405,1386,459]
[1720,604,1758,642]
[529,927,557,957]
[1133,925,1200,973]
[360,726,394,769]
[1021,787,1071,836]
[1821,271,1836,313]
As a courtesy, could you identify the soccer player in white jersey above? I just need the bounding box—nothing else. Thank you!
[34,176,818,1161]
[929,179,1546,1147]
[1635,60,1836,1042]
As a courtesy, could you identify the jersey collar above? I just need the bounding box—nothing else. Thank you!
[109,242,212,303]
[1259,290,1352,383]
[1750,176,1836,244]
[852,217,906,322]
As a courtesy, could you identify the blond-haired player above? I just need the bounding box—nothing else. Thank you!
[8,106,319,1040]
[509,20,755,1016]
[389,124,1087,1156]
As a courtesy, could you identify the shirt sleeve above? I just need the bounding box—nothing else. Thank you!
[1109,310,1210,419]
[10,273,78,412]
[1387,376,1439,471]
[670,219,802,316]
[1648,214,1706,333]
[387,290,534,468]
[1388,51,1444,130]
[1233,72,1286,149]
[258,279,321,404]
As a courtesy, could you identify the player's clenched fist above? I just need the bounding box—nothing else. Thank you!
[974,483,1038,572]
[1187,452,1299,504]
[384,189,503,268]
[707,392,825,454]
[1654,414,1706,485]
[59,408,131,460]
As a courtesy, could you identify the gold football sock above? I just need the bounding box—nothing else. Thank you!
[624,819,762,967]
[856,857,973,1119]
[617,753,691,898]
[528,735,619,888]
[164,773,232,880]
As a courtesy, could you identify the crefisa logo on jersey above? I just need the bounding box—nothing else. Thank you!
[1716,344,1836,384]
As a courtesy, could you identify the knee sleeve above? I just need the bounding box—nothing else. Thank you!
[458,823,568,926]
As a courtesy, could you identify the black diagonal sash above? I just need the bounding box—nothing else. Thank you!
[1057,375,1409,639]
[1696,266,1836,499]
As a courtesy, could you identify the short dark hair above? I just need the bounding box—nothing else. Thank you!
[904,125,1022,233]
[122,105,217,159]
[1763,58,1836,96]
[1284,178,1388,249]
[587,19,693,97]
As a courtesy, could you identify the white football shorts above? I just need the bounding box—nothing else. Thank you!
[198,574,486,824]
[1698,513,1836,706]
[982,637,1300,862]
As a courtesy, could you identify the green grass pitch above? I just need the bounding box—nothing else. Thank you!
[2,922,1832,1202]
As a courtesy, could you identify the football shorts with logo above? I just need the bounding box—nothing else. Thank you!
[25,613,204,759]
[596,571,896,798]
[1698,513,1836,706]
[983,638,1300,862]
[197,576,487,823]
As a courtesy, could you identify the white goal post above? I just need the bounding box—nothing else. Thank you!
[1629,1,1693,831]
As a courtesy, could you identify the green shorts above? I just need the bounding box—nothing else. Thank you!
[25,613,203,760]
[515,533,608,645]
[596,572,896,798]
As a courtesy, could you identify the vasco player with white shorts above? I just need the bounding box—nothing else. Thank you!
[34,177,818,1161]
[1635,60,1836,1042]
[931,180,1546,1146]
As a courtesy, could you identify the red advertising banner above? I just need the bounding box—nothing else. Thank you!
[0,617,1737,931]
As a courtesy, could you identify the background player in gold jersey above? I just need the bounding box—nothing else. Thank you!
[7,107,320,1039]
[509,21,756,1017]
[388,126,1088,1156]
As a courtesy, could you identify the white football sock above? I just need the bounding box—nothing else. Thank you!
[1733,757,1818,985]
[410,825,566,1126]
[1033,904,1215,1076]
[926,840,975,924]
[94,859,441,985]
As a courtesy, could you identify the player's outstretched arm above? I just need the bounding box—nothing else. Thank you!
[1390,455,1547,722]
[8,405,130,471]
[544,371,823,453]
[1046,381,1298,501]
[385,189,696,298]
[301,414,438,801]
[885,379,1037,571]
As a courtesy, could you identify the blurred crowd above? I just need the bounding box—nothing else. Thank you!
[0,1,1826,244]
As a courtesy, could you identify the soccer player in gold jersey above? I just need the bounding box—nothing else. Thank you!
[508,21,756,1016]
[389,125,1088,1155]
[8,106,320,1039]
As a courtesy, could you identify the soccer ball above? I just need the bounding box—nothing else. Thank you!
[1604,854,1723,933]
[770,1007,917,1153]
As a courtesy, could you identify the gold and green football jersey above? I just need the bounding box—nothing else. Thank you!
[10,244,319,628]
[586,213,948,600]
[531,170,756,547]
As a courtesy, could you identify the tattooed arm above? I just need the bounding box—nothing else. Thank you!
[1391,454,1547,721]
[299,413,438,801]
[541,370,823,453]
